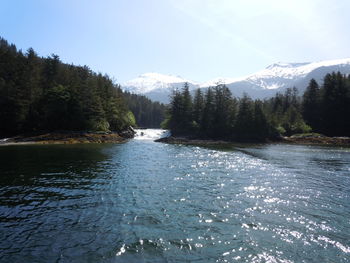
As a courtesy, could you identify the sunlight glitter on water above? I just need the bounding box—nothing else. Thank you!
[0,139,349,262]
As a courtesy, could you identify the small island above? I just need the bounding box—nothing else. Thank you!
[159,77,350,146]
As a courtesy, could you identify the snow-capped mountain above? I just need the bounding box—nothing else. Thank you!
[123,73,198,103]
[122,58,350,103]
[123,72,198,93]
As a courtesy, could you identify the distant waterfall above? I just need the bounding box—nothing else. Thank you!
[134,129,170,140]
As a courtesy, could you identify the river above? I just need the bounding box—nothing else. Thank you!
[0,129,349,263]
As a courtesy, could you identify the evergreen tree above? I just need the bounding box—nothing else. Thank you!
[0,37,136,137]
[168,89,184,134]
[253,100,271,140]
[302,79,321,130]
[213,84,234,138]
[234,94,255,140]
[192,88,204,129]
[181,82,193,131]
[321,72,350,136]
[201,87,215,137]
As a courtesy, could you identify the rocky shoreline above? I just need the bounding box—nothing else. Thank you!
[0,127,136,146]
[282,134,350,146]
[155,136,235,146]
[155,135,350,146]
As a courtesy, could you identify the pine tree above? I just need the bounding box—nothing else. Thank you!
[213,84,234,138]
[302,79,321,131]
[201,87,215,137]
[192,88,204,129]
[181,82,193,131]
[321,72,349,136]
[253,100,270,139]
[234,94,255,140]
[0,37,137,136]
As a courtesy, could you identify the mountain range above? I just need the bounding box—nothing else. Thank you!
[122,58,350,103]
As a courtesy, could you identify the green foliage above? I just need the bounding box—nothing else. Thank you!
[125,111,136,127]
[192,88,204,125]
[2,37,349,138]
[87,119,110,132]
[320,72,350,136]
[167,84,194,135]
[302,79,321,130]
[123,91,166,128]
[276,126,286,135]
[160,117,170,129]
[235,94,255,139]
[0,37,136,136]
[167,85,274,141]
[166,76,350,141]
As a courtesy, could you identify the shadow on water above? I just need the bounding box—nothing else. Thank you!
[0,144,117,184]
[0,143,122,208]
[0,143,129,263]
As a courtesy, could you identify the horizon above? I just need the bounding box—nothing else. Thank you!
[1,0,350,83]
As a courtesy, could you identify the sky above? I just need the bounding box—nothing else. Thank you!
[1,0,350,83]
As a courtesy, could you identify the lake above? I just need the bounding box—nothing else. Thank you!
[0,129,349,263]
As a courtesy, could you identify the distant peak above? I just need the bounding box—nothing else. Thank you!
[123,57,350,97]
[140,72,171,77]
[266,62,310,69]
[134,72,194,84]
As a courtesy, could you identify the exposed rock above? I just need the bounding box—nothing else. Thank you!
[283,135,350,145]
[1,131,129,145]
[156,135,350,146]
[155,136,232,145]
[120,126,136,138]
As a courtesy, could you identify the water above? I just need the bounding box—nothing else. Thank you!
[0,129,349,263]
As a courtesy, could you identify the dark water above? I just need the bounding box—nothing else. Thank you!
[0,130,349,263]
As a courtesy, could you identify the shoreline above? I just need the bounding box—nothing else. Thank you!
[155,135,350,147]
[0,131,133,146]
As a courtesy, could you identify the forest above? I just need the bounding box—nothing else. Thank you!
[123,92,166,128]
[0,37,165,137]
[164,73,350,141]
[1,36,349,141]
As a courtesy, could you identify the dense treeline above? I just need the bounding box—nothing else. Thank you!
[0,37,164,137]
[0,37,136,137]
[302,72,350,136]
[164,73,350,140]
[164,83,276,140]
[123,91,166,128]
[2,36,349,139]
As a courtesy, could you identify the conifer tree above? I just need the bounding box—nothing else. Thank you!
[201,87,215,137]
[302,79,321,130]
[192,88,204,128]
[234,94,255,139]
[181,82,193,131]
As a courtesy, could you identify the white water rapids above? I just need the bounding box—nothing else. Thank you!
[134,129,170,140]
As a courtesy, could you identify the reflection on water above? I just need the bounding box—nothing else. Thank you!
[0,132,350,262]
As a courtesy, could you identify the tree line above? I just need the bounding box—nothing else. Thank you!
[164,74,350,140]
[0,37,165,137]
[123,91,166,128]
[302,73,350,136]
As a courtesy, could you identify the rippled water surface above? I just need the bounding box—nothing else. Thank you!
[0,129,349,263]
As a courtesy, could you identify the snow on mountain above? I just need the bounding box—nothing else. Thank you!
[123,73,197,94]
[242,58,350,90]
[199,76,245,88]
[122,58,350,103]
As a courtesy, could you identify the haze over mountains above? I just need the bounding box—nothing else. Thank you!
[123,58,350,103]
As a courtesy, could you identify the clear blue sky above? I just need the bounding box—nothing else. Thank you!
[1,0,349,83]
